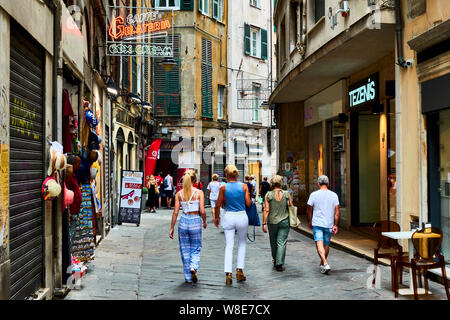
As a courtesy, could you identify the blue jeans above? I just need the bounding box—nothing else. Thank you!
[313,226,332,246]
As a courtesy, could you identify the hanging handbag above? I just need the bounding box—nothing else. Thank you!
[285,191,300,227]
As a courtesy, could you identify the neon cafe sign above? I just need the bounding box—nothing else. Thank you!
[106,7,174,57]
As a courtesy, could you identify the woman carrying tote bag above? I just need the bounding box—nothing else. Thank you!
[262,175,294,272]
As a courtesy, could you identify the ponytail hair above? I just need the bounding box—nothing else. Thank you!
[182,169,196,201]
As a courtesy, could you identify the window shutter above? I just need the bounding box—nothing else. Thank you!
[261,28,268,60]
[132,56,138,93]
[151,35,181,116]
[201,38,213,118]
[181,0,193,10]
[122,57,129,91]
[244,23,251,55]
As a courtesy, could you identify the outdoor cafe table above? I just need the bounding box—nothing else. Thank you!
[381,230,441,296]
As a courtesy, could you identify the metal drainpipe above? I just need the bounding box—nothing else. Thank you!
[395,0,407,68]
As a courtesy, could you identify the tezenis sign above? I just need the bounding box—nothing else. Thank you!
[348,73,379,108]
[108,16,171,40]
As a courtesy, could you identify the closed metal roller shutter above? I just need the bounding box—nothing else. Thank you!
[9,28,44,300]
[104,126,110,227]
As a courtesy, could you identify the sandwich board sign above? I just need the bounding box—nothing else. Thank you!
[118,170,144,226]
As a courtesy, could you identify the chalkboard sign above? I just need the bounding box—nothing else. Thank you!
[118,170,144,226]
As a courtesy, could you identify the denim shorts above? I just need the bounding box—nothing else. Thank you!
[312,226,333,246]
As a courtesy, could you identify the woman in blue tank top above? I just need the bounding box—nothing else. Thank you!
[214,165,252,285]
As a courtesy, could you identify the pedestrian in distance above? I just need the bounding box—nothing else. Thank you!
[163,172,174,209]
[154,172,163,208]
[306,175,340,274]
[214,165,252,285]
[262,175,293,272]
[221,176,227,186]
[259,176,271,212]
[169,170,207,284]
[207,174,221,222]
[250,174,257,202]
[244,175,254,200]
[145,175,159,213]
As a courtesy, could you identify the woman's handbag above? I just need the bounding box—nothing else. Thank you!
[246,202,261,242]
[246,202,261,226]
[288,205,300,228]
[284,191,300,227]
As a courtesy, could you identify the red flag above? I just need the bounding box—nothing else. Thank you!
[144,139,162,186]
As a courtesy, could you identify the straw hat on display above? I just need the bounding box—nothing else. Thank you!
[42,177,62,201]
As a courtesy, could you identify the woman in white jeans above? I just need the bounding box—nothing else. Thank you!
[214,165,252,285]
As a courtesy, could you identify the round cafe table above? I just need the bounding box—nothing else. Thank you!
[381,230,440,296]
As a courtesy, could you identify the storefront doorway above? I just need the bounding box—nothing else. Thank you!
[351,113,381,225]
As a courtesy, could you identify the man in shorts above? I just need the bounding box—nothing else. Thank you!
[306,175,340,274]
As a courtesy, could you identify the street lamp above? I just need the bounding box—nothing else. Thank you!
[159,57,177,72]
[260,100,270,111]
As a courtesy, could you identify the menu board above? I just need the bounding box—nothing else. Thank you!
[119,171,144,225]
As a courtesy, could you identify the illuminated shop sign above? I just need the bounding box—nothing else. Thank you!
[108,16,171,40]
[348,73,379,108]
[106,6,174,57]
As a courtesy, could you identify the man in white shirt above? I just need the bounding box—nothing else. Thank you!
[306,175,340,274]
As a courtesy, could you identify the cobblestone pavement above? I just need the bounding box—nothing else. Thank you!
[65,208,448,300]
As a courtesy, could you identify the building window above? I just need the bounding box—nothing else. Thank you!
[250,0,260,8]
[155,0,180,10]
[251,28,260,57]
[212,0,224,21]
[290,1,298,53]
[314,0,325,23]
[252,83,260,122]
[244,24,268,60]
[279,18,286,65]
[199,0,209,15]
[217,85,225,119]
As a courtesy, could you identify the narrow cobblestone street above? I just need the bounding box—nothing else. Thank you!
[64,208,448,300]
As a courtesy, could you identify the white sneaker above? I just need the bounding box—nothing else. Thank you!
[322,264,331,274]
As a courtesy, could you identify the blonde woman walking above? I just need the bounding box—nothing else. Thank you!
[214,165,252,285]
[262,175,293,272]
[169,170,207,283]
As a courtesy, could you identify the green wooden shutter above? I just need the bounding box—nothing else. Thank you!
[181,0,193,10]
[261,29,268,60]
[244,23,251,55]
[122,57,129,90]
[151,35,181,116]
[132,56,138,93]
[201,38,213,118]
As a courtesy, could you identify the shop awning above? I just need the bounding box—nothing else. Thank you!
[270,15,396,104]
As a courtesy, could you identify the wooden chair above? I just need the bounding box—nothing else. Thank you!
[373,221,409,291]
[399,227,450,300]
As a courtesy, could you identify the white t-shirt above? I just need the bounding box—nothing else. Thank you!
[207,181,221,201]
[307,189,340,228]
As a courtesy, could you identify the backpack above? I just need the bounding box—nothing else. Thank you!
[162,177,169,189]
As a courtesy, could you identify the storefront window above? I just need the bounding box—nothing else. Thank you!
[308,123,323,193]
[439,109,450,259]
[330,120,347,207]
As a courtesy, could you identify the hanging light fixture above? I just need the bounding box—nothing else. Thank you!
[260,100,270,111]
[159,57,177,72]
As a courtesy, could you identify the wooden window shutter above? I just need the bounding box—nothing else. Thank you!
[201,38,213,118]
[132,56,138,93]
[181,0,193,10]
[244,23,251,55]
[261,28,268,60]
